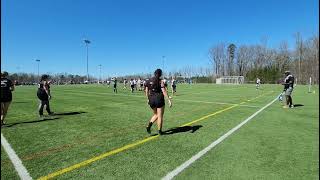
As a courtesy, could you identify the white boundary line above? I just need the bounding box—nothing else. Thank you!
[1,133,32,180]
[162,96,278,180]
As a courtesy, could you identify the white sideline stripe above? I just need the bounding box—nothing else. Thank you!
[61,90,258,108]
[162,96,278,180]
[1,133,32,180]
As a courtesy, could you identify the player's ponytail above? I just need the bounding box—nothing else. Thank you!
[154,69,162,87]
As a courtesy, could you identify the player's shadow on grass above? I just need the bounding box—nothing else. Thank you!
[163,125,203,135]
[3,117,61,128]
[54,111,87,116]
[293,104,304,107]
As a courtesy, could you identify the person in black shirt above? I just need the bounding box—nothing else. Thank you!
[130,79,135,93]
[37,74,54,118]
[145,69,172,135]
[282,71,294,108]
[1,72,14,126]
[113,77,118,93]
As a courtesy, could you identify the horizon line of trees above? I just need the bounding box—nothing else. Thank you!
[4,32,318,85]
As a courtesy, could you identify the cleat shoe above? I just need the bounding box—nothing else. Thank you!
[146,126,151,134]
[158,130,164,135]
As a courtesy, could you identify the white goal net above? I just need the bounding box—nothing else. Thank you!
[216,76,244,84]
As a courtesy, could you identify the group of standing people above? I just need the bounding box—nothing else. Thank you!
[1,73,53,126]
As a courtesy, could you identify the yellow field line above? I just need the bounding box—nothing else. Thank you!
[37,91,273,180]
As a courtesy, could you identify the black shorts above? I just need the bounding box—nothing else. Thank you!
[114,84,117,88]
[172,85,176,91]
[0,94,12,102]
[148,93,165,109]
[131,85,134,89]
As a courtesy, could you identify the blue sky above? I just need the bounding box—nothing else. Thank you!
[1,0,319,78]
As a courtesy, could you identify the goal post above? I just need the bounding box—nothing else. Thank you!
[216,76,244,85]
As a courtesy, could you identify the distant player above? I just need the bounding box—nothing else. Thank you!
[123,79,127,89]
[134,79,137,91]
[145,69,172,135]
[37,74,54,118]
[130,79,135,93]
[1,72,15,126]
[256,78,261,89]
[163,78,168,89]
[137,78,141,91]
[106,80,111,88]
[282,71,294,108]
[171,77,177,96]
[143,79,147,92]
[139,78,144,91]
[113,77,118,93]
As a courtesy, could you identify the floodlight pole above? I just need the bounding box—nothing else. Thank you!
[36,59,40,81]
[98,64,102,84]
[84,39,91,82]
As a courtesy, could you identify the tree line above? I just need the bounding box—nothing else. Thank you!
[209,33,319,84]
[4,33,318,85]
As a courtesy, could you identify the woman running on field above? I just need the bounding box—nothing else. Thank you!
[145,69,172,135]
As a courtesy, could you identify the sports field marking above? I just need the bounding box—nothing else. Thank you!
[1,133,33,180]
[61,90,260,108]
[37,91,273,180]
[162,96,279,180]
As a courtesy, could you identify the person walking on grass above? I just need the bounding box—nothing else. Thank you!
[1,72,14,126]
[123,79,127,89]
[113,77,118,93]
[37,74,54,119]
[145,69,172,135]
[282,71,294,108]
[130,79,135,93]
[171,77,177,96]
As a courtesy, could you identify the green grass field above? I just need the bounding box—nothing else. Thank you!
[1,83,319,180]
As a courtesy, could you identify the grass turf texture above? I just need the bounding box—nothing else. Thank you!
[1,84,318,180]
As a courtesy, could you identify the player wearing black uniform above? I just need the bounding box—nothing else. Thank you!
[145,69,172,135]
[130,79,135,93]
[171,77,177,96]
[1,72,14,126]
[282,71,294,108]
[113,77,118,93]
[37,75,54,118]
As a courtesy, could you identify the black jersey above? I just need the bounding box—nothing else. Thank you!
[37,81,50,100]
[1,78,13,102]
[146,77,163,95]
[284,75,294,89]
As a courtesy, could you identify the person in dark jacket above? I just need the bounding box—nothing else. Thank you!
[282,71,294,108]
[37,74,54,118]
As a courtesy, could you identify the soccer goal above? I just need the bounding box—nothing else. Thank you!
[216,76,244,84]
